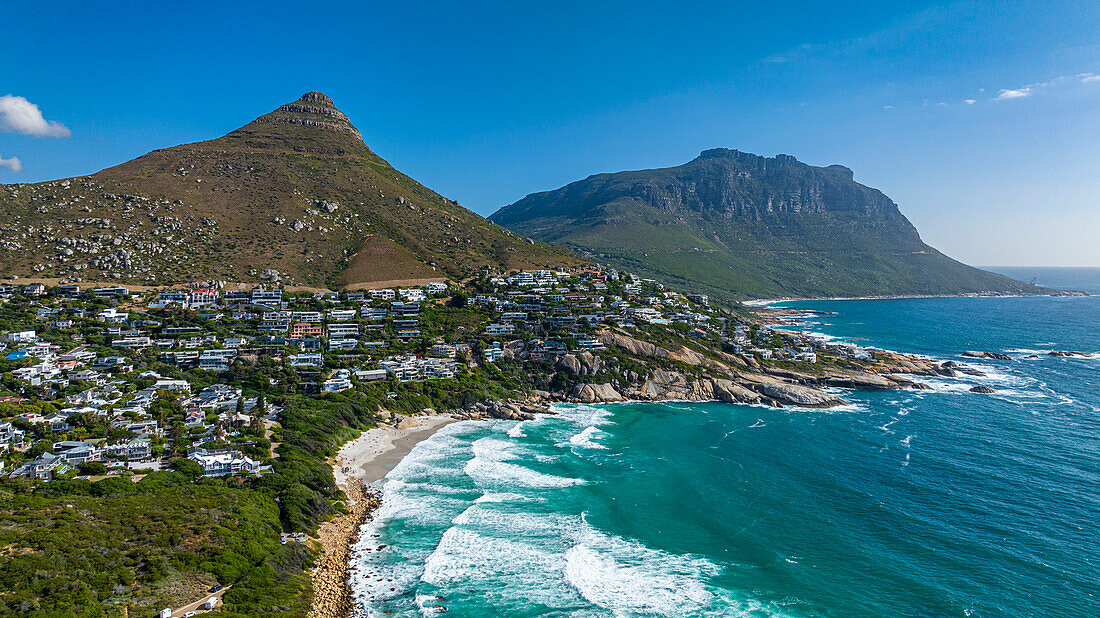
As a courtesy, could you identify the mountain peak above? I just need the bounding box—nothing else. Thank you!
[253,91,363,142]
[297,91,335,106]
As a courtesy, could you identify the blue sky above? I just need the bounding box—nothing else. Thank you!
[2,0,1098,266]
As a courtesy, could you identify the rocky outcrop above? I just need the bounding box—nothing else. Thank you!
[556,352,603,377]
[571,383,625,403]
[465,400,535,421]
[970,386,996,394]
[308,480,380,618]
[598,330,667,359]
[596,329,733,375]
[395,417,421,430]
[1048,350,1091,357]
[711,379,762,404]
[737,374,846,407]
[963,351,1012,360]
[755,381,845,408]
[764,367,905,390]
[869,350,984,380]
[501,340,527,360]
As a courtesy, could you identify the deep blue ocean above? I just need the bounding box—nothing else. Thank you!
[351,274,1099,617]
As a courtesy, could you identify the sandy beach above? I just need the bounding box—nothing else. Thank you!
[334,414,459,487]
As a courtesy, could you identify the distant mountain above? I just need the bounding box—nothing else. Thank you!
[491,149,1047,299]
[0,92,580,288]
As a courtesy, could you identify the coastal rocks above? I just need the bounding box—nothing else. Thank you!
[308,480,381,618]
[571,383,625,403]
[754,381,845,408]
[945,362,986,377]
[764,367,913,390]
[963,351,1012,360]
[970,386,996,394]
[519,403,553,415]
[1048,350,1090,357]
[821,370,909,390]
[869,350,941,375]
[711,379,762,404]
[870,350,987,380]
[468,401,535,421]
[629,369,693,400]
[557,353,603,376]
[395,417,421,430]
[737,374,846,408]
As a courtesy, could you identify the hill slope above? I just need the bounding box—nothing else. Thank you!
[0,92,580,287]
[491,149,1045,299]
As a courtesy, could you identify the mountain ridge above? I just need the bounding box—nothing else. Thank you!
[490,149,1049,300]
[0,92,581,288]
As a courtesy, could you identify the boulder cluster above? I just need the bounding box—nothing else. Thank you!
[308,480,381,618]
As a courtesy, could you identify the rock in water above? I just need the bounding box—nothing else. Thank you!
[962,351,1012,360]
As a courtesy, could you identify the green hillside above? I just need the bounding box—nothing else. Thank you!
[491,149,1048,299]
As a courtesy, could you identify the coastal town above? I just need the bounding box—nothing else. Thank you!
[0,265,901,484]
[0,265,967,616]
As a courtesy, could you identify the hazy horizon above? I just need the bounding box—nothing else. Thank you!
[2,1,1098,266]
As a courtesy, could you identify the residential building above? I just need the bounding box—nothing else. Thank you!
[187,448,261,476]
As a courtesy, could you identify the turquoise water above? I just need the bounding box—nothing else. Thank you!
[352,294,1100,617]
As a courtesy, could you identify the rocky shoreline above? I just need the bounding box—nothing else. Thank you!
[307,479,381,618]
[454,329,976,411]
[310,331,997,617]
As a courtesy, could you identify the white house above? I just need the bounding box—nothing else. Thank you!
[5,330,37,343]
[187,448,260,476]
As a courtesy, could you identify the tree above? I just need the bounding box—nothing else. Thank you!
[77,461,108,476]
[170,458,205,479]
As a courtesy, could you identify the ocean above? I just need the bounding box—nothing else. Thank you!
[350,287,1099,616]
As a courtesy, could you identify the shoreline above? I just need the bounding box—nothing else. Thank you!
[308,414,459,618]
[743,291,1087,306]
[334,414,459,487]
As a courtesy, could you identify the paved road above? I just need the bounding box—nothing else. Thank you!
[168,585,231,617]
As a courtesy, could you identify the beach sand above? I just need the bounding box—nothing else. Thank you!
[335,414,458,487]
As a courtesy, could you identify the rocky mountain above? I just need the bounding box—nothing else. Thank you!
[491,148,1046,299]
[0,92,580,288]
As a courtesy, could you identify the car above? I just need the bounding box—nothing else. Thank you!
[184,612,196,617]
[209,585,222,592]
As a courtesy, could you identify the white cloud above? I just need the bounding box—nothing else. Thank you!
[964,99,977,105]
[0,95,71,137]
[992,73,1098,101]
[0,156,22,173]
[883,105,894,110]
[995,88,1032,100]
